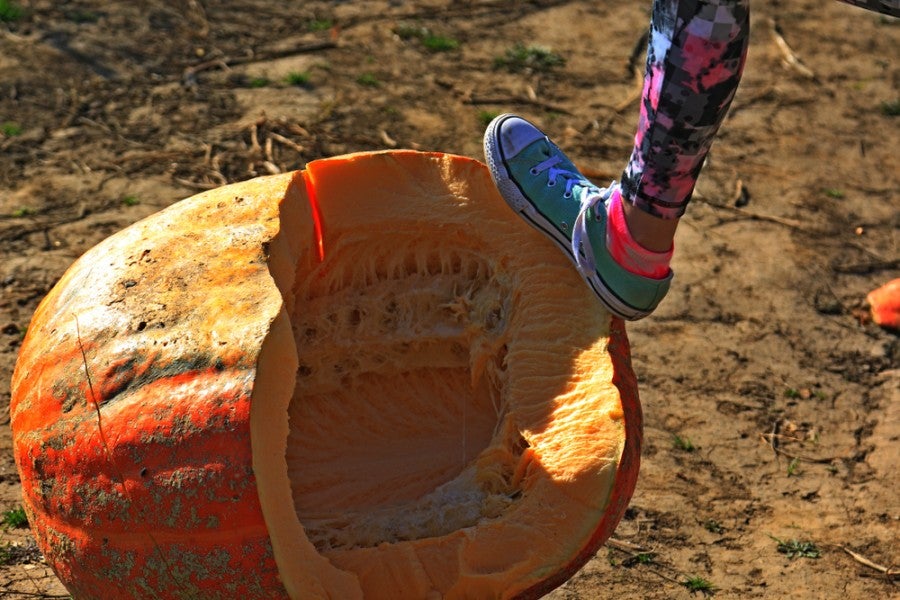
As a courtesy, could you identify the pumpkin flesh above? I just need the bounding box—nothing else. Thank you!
[12,151,641,599]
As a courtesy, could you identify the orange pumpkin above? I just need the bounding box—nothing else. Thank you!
[866,278,900,330]
[11,151,641,599]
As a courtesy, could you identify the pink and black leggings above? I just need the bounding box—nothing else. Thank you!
[621,0,894,221]
[620,0,750,220]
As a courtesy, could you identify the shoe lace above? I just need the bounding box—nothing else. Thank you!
[531,153,614,278]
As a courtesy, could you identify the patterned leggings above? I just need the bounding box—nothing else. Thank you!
[621,0,896,220]
[621,0,750,220]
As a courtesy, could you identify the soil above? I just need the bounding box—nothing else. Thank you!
[0,1,897,598]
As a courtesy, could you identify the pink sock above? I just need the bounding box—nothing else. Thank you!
[605,188,672,279]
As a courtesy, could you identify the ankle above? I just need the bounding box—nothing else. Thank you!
[620,199,678,252]
[606,189,673,279]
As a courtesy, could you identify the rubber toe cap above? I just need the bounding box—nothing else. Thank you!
[495,115,545,159]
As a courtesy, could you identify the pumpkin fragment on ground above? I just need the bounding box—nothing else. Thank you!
[866,278,900,330]
[10,150,642,599]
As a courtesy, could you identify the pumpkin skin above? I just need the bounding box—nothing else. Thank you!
[866,278,900,330]
[11,151,642,599]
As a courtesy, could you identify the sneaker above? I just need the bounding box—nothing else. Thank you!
[483,114,672,320]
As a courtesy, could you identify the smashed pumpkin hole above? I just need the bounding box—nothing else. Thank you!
[289,238,515,550]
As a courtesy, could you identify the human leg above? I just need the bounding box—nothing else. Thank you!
[621,0,750,222]
[483,0,750,319]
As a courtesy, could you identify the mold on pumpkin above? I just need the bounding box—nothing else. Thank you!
[11,151,642,599]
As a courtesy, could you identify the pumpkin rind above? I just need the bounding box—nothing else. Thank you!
[11,172,306,599]
[11,151,642,599]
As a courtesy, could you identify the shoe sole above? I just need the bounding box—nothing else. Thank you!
[483,114,648,320]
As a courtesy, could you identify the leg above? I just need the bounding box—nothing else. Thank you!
[621,0,750,223]
[614,0,749,258]
[483,0,749,320]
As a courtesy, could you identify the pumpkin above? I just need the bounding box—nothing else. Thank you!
[10,150,641,599]
[866,278,900,330]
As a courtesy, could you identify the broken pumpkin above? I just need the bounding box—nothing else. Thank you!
[10,151,641,599]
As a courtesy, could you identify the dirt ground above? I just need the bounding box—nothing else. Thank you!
[0,0,897,598]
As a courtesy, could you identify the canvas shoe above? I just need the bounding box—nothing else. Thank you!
[483,114,672,320]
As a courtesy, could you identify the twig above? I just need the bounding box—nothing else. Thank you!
[615,67,645,113]
[767,18,817,80]
[0,588,70,599]
[174,177,218,190]
[261,138,280,174]
[286,122,311,137]
[606,540,684,585]
[693,191,805,229]
[831,258,900,275]
[379,129,398,148]
[209,153,227,186]
[608,28,650,113]
[841,547,899,578]
[182,41,337,84]
[774,447,838,464]
[186,0,210,38]
[76,116,146,148]
[730,178,749,207]
[269,132,305,153]
[767,419,781,457]
[607,537,649,553]
[464,95,573,115]
[626,28,650,77]
[250,123,262,154]
[264,136,275,162]
[111,149,186,167]
[182,57,230,85]
[759,432,843,464]
[261,161,281,175]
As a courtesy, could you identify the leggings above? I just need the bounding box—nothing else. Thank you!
[621,0,896,220]
[620,0,750,220]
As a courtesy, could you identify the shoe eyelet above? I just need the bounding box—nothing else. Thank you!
[547,180,556,187]
[560,221,568,230]
[529,167,539,175]
[563,191,572,198]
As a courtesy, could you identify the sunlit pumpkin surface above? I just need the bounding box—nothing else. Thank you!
[11,151,641,599]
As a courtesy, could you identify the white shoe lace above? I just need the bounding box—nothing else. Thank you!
[572,185,613,280]
[531,153,614,279]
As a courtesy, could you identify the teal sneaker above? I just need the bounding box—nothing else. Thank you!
[483,114,672,320]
